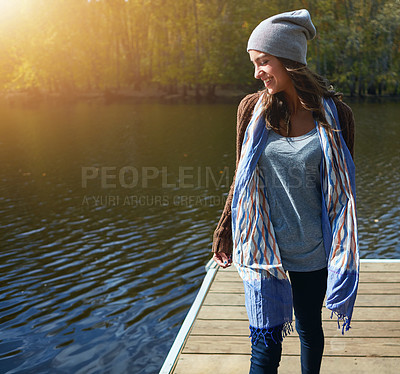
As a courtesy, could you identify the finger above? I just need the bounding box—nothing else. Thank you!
[213,253,231,268]
[221,255,230,267]
[212,253,224,267]
[213,253,226,267]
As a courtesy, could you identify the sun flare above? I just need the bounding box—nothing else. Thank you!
[0,0,22,21]
[0,0,18,13]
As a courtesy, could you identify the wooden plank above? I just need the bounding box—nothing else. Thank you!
[359,261,400,272]
[197,305,400,321]
[203,293,400,307]
[174,354,250,374]
[209,281,400,294]
[183,335,400,357]
[359,272,400,283]
[196,305,248,320]
[175,355,400,374]
[220,265,236,272]
[190,319,400,338]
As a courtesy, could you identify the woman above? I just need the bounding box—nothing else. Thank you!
[212,9,359,374]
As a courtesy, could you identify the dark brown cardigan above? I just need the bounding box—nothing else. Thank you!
[212,91,355,254]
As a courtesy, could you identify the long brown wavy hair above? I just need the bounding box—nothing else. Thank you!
[262,57,342,135]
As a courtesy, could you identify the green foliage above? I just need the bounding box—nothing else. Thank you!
[0,0,399,96]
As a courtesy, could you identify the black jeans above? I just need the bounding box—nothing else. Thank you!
[249,267,328,374]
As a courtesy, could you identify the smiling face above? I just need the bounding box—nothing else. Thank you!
[249,50,294,95]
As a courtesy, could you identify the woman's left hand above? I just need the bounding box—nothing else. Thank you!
[213,252,232,268]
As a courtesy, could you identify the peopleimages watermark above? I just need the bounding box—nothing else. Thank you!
[80,165,231,208]
[81,166,230,189]
[80,164,319,207]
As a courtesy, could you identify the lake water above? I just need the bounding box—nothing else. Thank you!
[0,98,399,373]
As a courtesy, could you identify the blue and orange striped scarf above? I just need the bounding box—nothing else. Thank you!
[231,94,359,344]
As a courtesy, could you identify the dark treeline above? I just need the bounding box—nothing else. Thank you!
[0,0,399,98]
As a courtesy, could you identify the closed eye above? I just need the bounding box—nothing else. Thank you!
[251,59,269,67]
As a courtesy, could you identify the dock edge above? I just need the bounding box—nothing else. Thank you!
[159,259,219,374]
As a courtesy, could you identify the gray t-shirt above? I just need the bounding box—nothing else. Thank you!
[258,127,327,272]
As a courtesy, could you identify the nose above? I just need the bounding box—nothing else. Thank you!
[254,65,263,80]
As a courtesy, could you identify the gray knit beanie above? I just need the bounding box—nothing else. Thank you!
[247,9,316,65]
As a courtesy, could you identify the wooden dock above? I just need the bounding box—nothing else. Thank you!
[161,259,400,373]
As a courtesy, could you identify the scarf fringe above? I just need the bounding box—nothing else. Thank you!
[249,322,293,347]
[330,311,351,334]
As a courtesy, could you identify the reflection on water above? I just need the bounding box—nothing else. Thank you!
[352,101,400,258]
[0,99,399,373]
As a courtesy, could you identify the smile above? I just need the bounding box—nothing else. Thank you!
[263,77,273,86]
